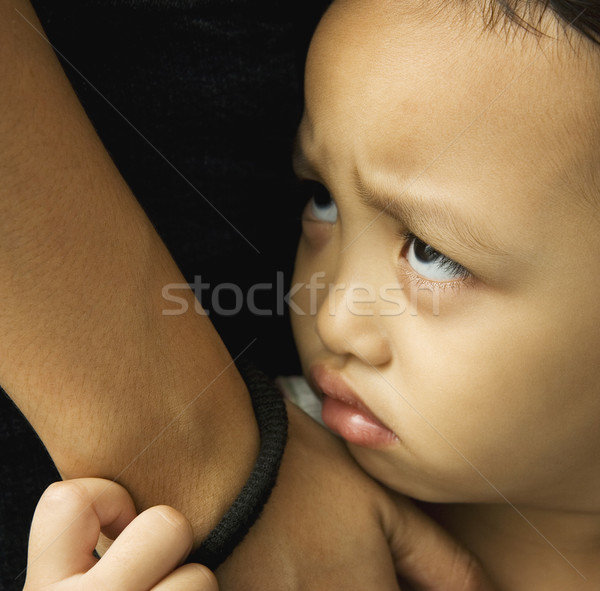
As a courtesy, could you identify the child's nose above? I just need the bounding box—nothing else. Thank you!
[315,279,392,367]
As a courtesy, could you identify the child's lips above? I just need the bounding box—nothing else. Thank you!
[310,364,398,448]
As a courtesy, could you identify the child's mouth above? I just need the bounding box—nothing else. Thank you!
[321,395,398,447]
[310,364,398,448]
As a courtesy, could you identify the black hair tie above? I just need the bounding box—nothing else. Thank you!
[186,360,288,570]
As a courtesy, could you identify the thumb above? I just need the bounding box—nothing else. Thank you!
[384,494,497,591]
[24,478,137,589]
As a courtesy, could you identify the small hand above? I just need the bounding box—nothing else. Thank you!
[383,492,495,590]
[24,478,218,591]
[215,402,494,590]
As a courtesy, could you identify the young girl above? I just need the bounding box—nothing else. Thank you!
[25,0,600,589]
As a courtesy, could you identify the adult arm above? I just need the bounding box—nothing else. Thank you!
[0,0,258,536]
[0,3,494,589]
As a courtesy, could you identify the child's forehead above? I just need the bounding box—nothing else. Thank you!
[304,0,600,212]
[312,0,600,72]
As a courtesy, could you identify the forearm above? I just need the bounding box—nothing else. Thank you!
[0,0,258,540]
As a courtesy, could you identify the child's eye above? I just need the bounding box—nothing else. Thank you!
[403,234,470,282]
[299,180,338,224]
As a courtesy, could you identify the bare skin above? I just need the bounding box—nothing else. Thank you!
[3,0,494,589]
[0,0,258,536]
[291,1,600,589]
[24,479,219,591]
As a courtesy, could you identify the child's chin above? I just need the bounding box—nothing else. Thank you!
[346,443,481,503]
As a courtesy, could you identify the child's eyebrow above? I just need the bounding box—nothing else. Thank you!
[292,129,509,259]
[355,173,509,258]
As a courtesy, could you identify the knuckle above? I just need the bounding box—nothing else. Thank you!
[38,479,87,509]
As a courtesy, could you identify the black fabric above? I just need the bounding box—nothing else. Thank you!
[189,360,288,570]
[0,395,61,589]
[0,1,330,588]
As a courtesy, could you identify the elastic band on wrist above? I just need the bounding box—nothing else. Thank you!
[186,360,288,570]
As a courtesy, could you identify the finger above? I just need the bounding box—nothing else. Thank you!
[385,496,497,591]
[25,478,137,587]
[151,563,218,591]
[82,504,194,591]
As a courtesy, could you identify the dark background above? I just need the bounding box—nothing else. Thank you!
[0,1,330,587]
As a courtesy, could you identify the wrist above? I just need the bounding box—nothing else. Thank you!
[55,366,260,543]
[189,361,288,568]
[45,244,260,540]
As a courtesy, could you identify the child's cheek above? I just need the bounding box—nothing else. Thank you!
[291,227,336,322]
[300,218,335,252]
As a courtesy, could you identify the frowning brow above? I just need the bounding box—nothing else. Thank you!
[292,126,508,259]
[355,173,509,258]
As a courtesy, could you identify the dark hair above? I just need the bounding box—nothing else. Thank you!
[498,0,600,45]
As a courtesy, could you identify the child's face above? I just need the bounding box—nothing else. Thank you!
[291,0,600,507]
